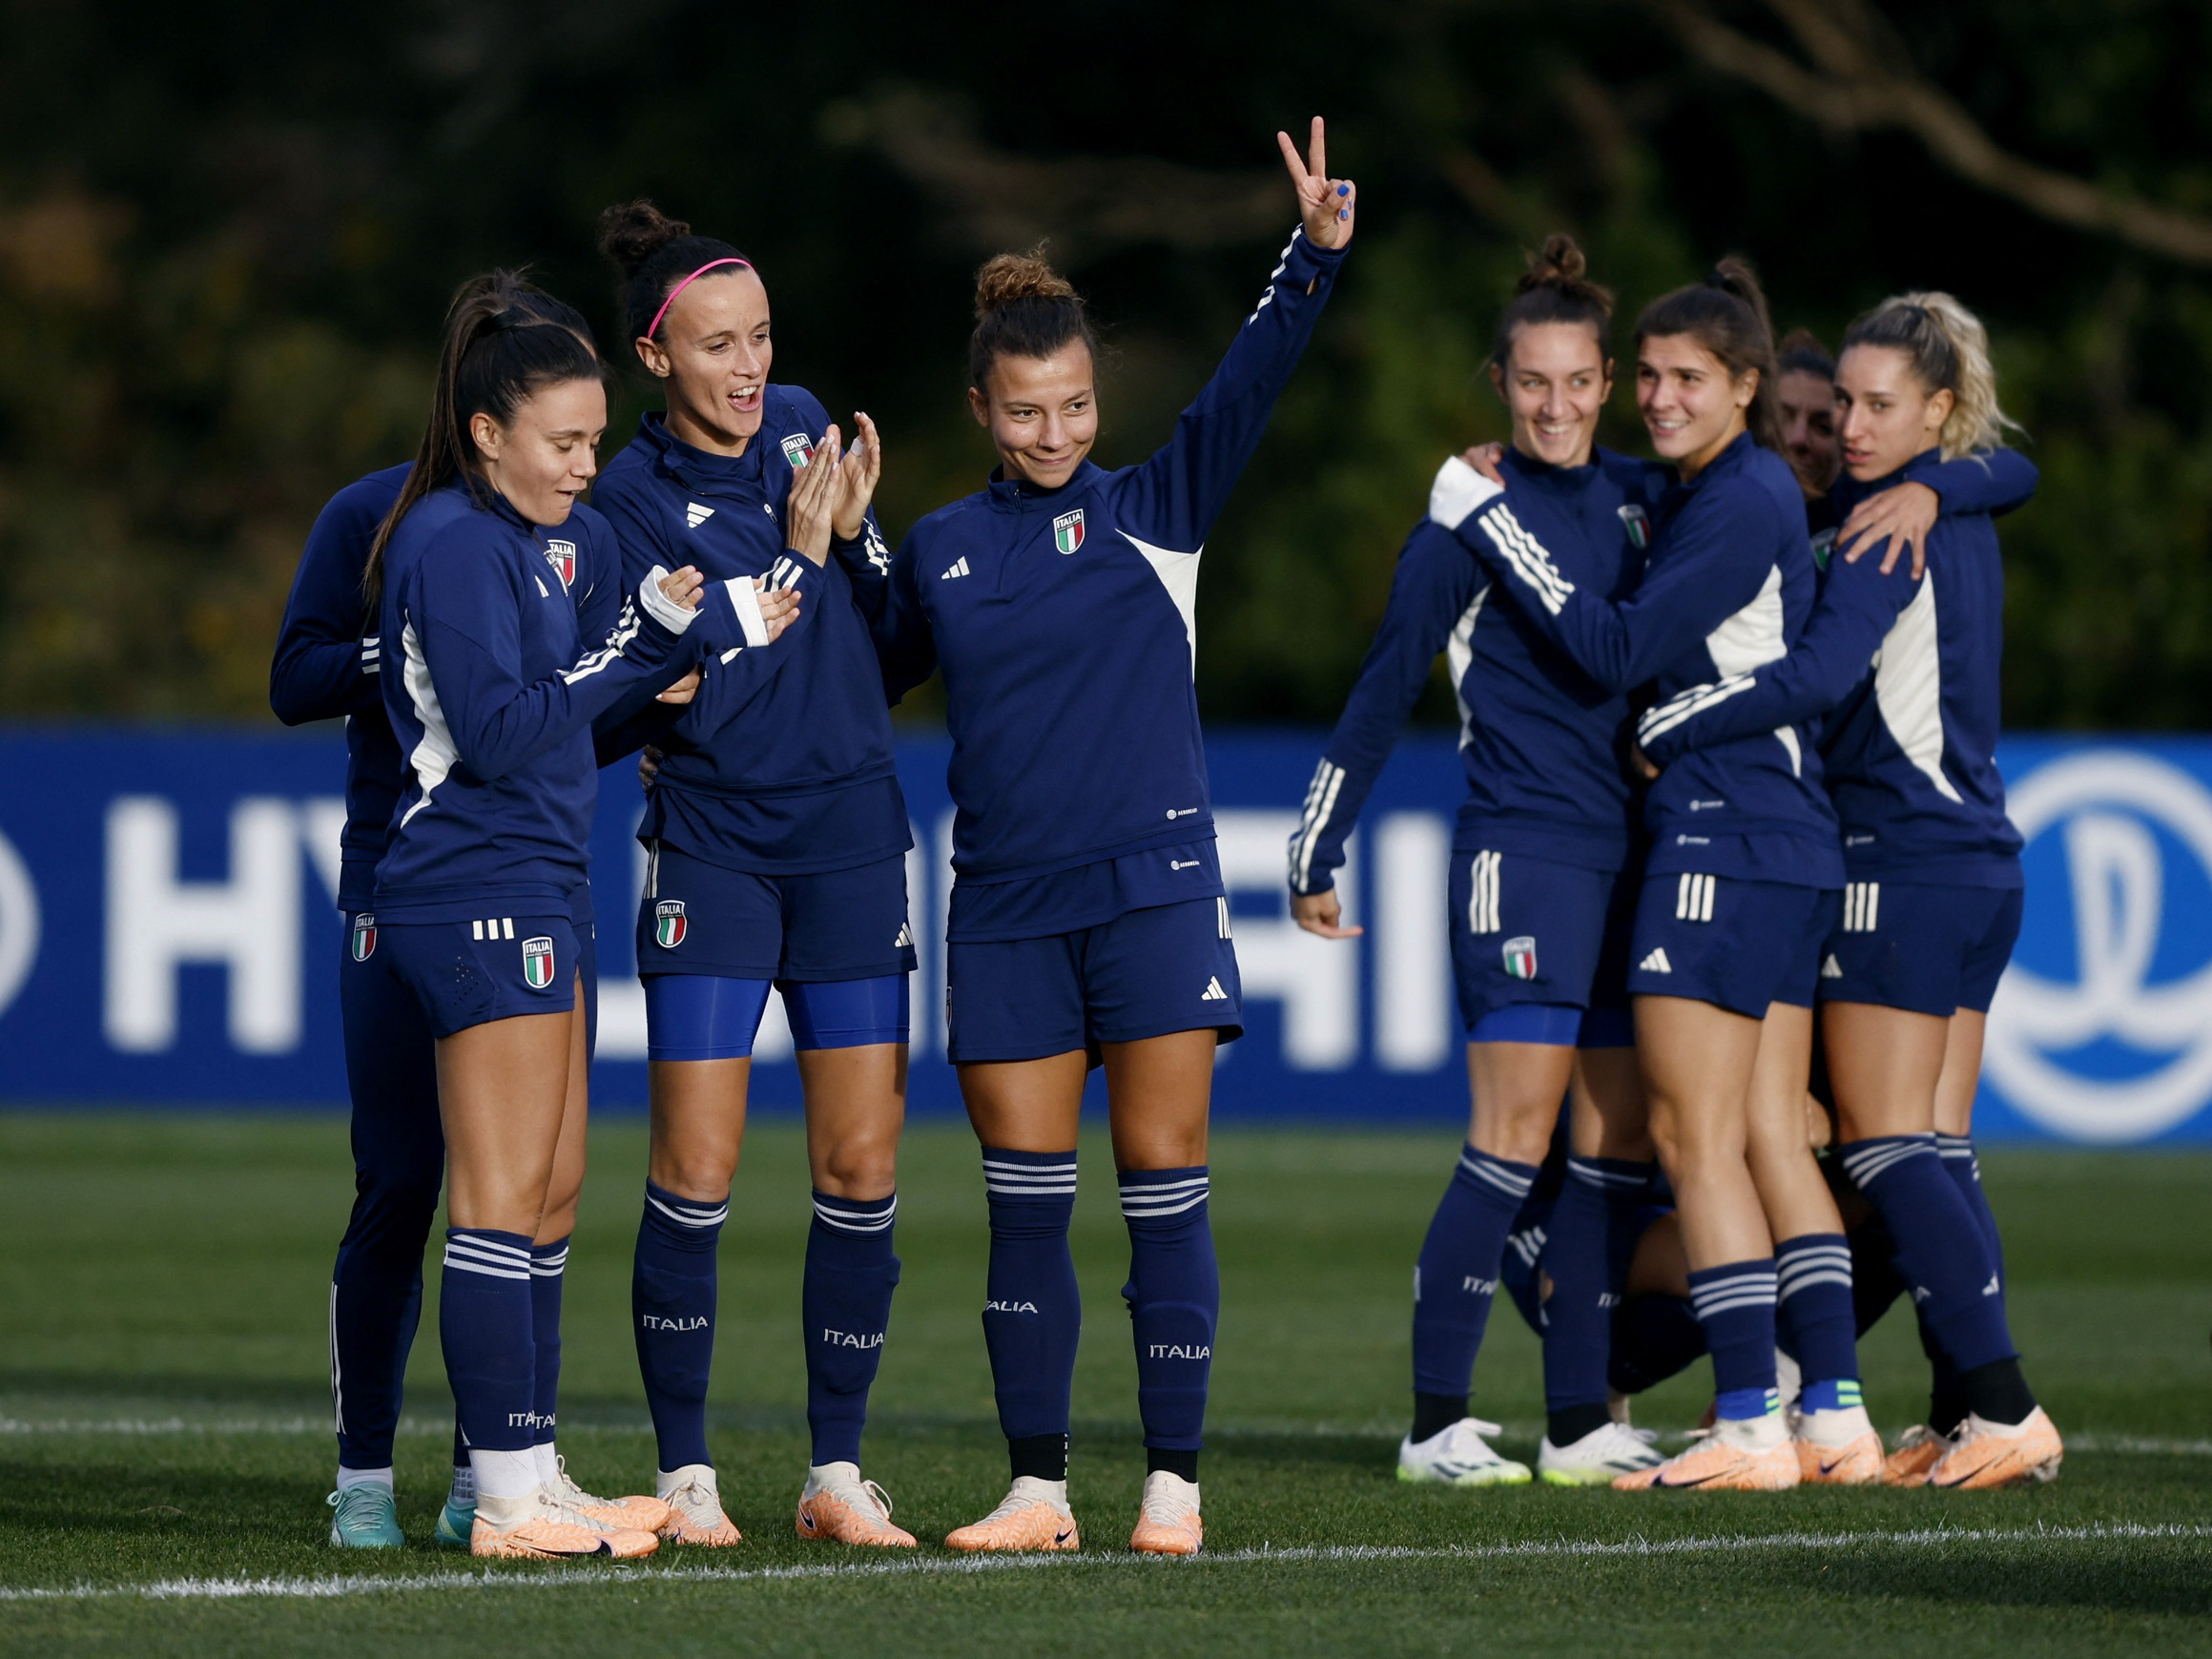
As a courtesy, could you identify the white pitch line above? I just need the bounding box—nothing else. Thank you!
[3,1522,2203,1606]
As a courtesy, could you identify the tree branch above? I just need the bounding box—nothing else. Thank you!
[1651,0,2212,267]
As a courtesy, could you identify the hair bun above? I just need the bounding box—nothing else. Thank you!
[1524,232,1588,290]
[974,247,1078,320]
[597,200,693,279]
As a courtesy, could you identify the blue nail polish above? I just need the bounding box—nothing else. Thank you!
[1338,208,1349,219]
[1337,183,1350,197]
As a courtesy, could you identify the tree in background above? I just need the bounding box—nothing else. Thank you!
[0,0,2206,728]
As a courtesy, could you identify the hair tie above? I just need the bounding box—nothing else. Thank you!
[1704,266,1733,290]
[646,257,755,341]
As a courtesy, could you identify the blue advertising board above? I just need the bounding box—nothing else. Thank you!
[0,726,2206,1143]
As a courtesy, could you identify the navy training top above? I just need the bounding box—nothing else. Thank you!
[879,226,1346,942]
[1435,431,1844,888]
[1286,445,1664,898]
[1638,446,2036,886]
[270,464,410,913]
[593,388,913,876]
[372,485,767,922]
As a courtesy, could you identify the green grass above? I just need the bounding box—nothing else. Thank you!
[0,1113,2207,1656]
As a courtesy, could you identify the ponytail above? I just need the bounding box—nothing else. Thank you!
[1636,255,1781,452]
[969,245,1096,391]
[1490,233,1614,369]
[1841,291,2022,460]
[362,272,604,608]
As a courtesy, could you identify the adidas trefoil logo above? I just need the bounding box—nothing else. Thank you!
[1200,976,1230,1003]
[685,502,714,529]
[941,556,972,581]
[1821,953,1844,979]
[1638,947,1672,974]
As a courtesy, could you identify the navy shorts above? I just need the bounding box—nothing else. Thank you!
[638,841,917,984]
[378,912,580,1039]
[1626,873,1839,1019]
[1820,881,2023,1017]
[945,897,1243,1065]
[1449,851,1637,1039]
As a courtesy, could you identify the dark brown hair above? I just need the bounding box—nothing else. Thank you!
[362,271,604,606]
[1490,233,1613,369]
[597,198,753,345]
[1635,256,1781,450]
[1776,328,1836,383]
[968,245,1096,391]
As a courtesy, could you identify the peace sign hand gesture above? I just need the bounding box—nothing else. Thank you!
[1277,116,1355,251]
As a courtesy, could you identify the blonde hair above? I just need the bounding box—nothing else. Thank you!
[1842,291,2022,460]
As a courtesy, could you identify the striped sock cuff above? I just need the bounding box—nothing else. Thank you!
[444,1228,533,1282]
[1456,1145,1539,1203]
[1687,1259,1778,1320]
[1564,1155,1657,1194]
[1775,1234,1853,1299]
[982,1147,1078,1201]
[644,1181,731,1231]
[528,1237,569,1278]
[1838,1133,1940,1190]
[1119,1166,1209,1221]
[1935,1134,1981,1179]
[812,1191,897,1234]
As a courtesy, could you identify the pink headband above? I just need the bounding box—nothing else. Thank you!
[645,257,755,341]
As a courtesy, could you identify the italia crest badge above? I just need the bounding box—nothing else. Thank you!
[1502,935,1538,980]
[545,539,577,590]
[780,432,815,469]
[1052,508,1085,555]
[654,900,688,949]
[1811,526,1838,571]
[1616,505,1651,550]
[349,914,377,963]
[521,935,556,990]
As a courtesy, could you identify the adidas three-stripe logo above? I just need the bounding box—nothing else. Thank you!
[1200,977,1230,1002]
[685,502,714,529]
[1674,873,1716,922]
[1842,881,1881,932]
[1467,850,1502,935]
[1638,947,1672,974]
[941,556,971,580]
[894,922,913,948]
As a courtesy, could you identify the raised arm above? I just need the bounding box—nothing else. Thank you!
[1112,119,1354,552]
[1429,456,1769,693]
[270,471,403,725]
[1635,549,1915,763]
[1288,521,1481,908]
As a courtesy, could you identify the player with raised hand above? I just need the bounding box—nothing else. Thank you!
[876,118,1353,1556]
[1284,234,1665,1488]
[1635,293,2059,1488]
[589,201,920,1550]
[362,270,779,1560]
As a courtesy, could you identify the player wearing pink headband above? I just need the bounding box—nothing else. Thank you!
[591,201,917,1552]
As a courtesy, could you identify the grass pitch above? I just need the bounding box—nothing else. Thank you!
[0,1112,2206,1657]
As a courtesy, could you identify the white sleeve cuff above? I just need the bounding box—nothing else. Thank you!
[1428,454,1504,531]
[638,566,699,634]
[722,576,770,648]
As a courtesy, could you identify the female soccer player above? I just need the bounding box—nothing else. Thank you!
[1636,293,2059,1488]
[1283,235,1665,1487]
[589,201,918,1549]
[1775,330,1843,532]
[875,118,1354,1555]
[366,270,785,1558]
[1429,259,1849,1489]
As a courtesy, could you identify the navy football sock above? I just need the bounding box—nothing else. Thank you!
[1608,1293,1706,1396]
[981,1148,1080,1480]
[804,1191,899,1467]
[1411,1145,1539,1404]
[528,1237,567,1462]
[1687,1259,1779,1421]
[1840,1136,2014,1374]
[1848,1210,1907,1336]
[1542,1156,1654,1441]
[632,1181,725,1473]
[1939,1134,2009,1304]
[1776,1233,1860,1413]
[1119,1166,1218,1469]
[439,1229,536,1459]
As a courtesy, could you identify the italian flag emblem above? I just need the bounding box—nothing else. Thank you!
[349,914,377,963]
[654,900,687,949]
[1502,936,1538,980]
[1616,504,1651,550]
[521,935,556,990]
[544,538,577,589]
[781,433,815,468]
[1053,508,1085,554]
